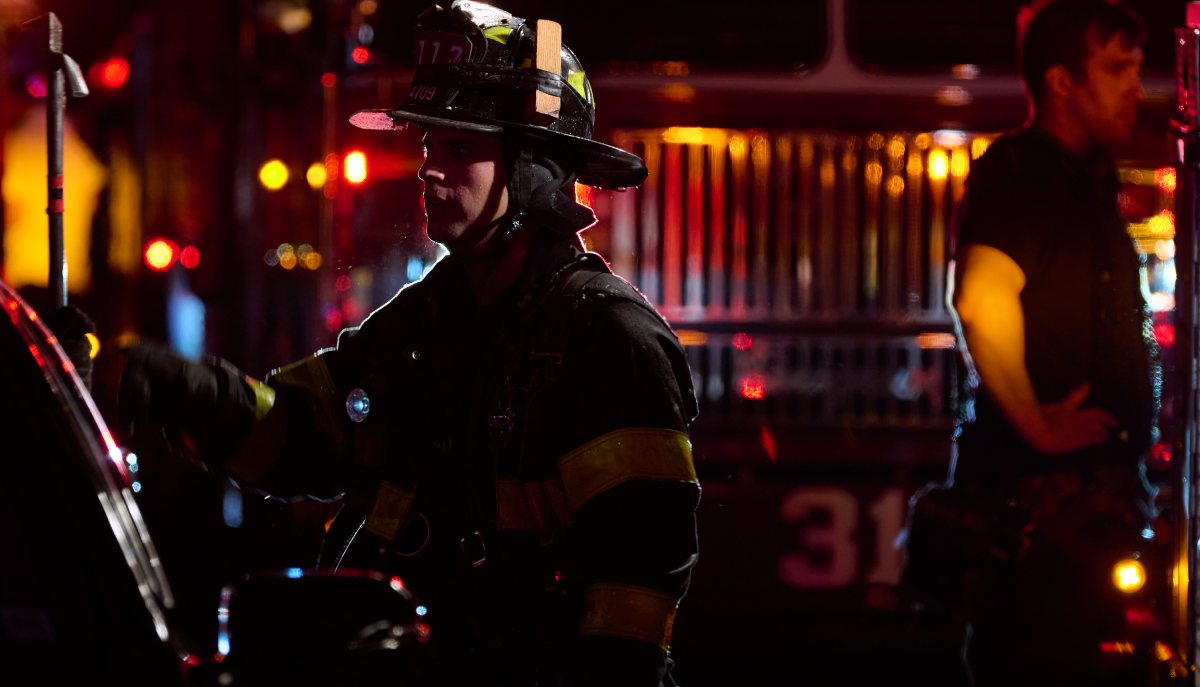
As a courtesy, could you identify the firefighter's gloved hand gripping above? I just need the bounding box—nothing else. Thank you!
[118,344,257,460]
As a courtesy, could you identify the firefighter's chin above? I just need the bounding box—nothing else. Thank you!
[426,217,505,258]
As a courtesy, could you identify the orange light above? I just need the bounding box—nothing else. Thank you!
[344,151,368,184]
[675,329,708,347]
[180,245,201,270]
[1112,558,1146,593]
[916,332,957,349]
[575,182,593,208]
[144,239,177,271]
[351,46,371,64]
[98,57,130,90]
[741,375,765,400]
[1157,167,1177,194]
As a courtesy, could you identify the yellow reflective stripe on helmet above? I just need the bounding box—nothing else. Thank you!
[496,478,574,533]
[364,481,417,542]
[580,583,678,650]
[558,428,696,513]
[246,377,276,421]
[566,68,591,105]
[483,25,513,44]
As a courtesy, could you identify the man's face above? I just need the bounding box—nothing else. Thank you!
[1066,31,1144,149]
[418,126,509,256]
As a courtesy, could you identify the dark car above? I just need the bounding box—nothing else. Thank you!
[0,282,428,685]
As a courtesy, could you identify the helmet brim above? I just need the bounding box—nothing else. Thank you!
[349,106,647,190]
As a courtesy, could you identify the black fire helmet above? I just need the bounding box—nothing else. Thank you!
[349,0,647,191]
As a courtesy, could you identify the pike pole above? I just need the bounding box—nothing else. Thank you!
[22,12,87,308]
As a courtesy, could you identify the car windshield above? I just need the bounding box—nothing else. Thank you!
[0,284,180,678]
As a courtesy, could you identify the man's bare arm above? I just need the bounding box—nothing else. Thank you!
[951,244,1115,454]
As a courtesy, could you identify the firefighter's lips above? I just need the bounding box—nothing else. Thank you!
[424,197,455,217]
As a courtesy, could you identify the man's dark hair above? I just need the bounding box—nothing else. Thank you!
[1020,0,1145,102]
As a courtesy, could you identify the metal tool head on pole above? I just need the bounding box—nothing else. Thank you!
[19,12,87,308]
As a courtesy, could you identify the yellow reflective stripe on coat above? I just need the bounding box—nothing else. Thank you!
[364,481,416,542]
[495,478,573,533]
[270,354,339,402]
[558,428,696,513]
[580,583,678,650]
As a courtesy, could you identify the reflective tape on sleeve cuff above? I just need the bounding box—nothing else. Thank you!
[246,377,276,421]
[558,428,696,513]
[580,583,678,650]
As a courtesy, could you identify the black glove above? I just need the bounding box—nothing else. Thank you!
[118,344,257,460]
[45,304,97,390]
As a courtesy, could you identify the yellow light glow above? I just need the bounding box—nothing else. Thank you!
[661,127,727,147]
[886,176,905,197]
[1113,558,1146,593]
[950,148,969,178]
[971,136,992,160]
[85,332,100,359]
[886,136,905,159]
[928,150,949,181]
[3,105,107,292]
[259,159,289,190]
[303,251,322,270]
[1149,210,1176,236]
[306,162,328,189]
[866,133,885,150]
[344,151,368,185]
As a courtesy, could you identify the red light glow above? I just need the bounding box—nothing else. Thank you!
[180,246,201,269]
[99,57,130,90]
[759,424,778,462]
[335,275,352,292]
[351,46,371,64]
[1154,322,1176,347]
[321,72,337,88]
[25,75,47,98]
[732,332,753,351]
[741,375,765,400]
[1152,442,1172,466]
[144,239,177,271]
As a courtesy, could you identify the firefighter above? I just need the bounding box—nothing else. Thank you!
[900,1,1160,685]
[119,2,700,685]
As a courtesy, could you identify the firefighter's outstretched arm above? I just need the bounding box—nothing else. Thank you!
[119,344,349,498]
[952,244,1116,454]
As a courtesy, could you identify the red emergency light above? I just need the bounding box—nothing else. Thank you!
[144,238,178,271]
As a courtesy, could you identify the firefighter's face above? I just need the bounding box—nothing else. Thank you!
[1065,31,1144,149]
[418,127,509,256]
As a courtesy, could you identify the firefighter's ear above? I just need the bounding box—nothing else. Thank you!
[1044,64,1075,100]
